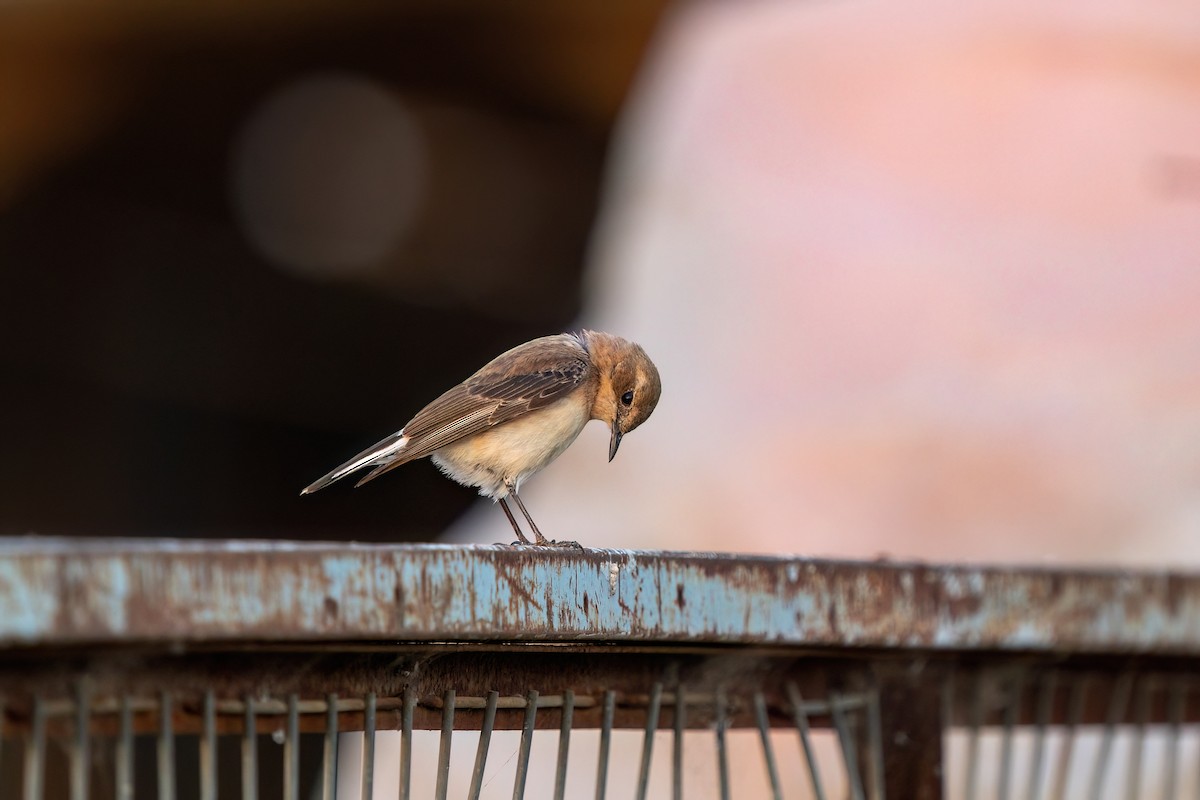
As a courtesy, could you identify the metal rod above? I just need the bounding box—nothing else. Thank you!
[400,687,415,800]
[786,683,827,800]
[963,676,984,800]
[1163,678,1184,800]
[998,676,1022,800]
[635,682,664,800]
[243,696,258,800]
[594,690,616,800]
[1087,672,1132,800]
[714,687,730,800]
[1027,673,1056,800]
[159,691,175,800]
[941,669,956,800]
[1124,677,1151,800]
[117,695,133,800]
[672,683,686,800]
[753,691,783,800]
[24,695,45,800]
[553,689,575,800]
[1196,691,1200,800]
[201,689,217,800]
[435,689,456,800]
[71,682,90,800]
[322,693,338,800]
[9,542,1200,654]
[361,692,376,800]
[867,683,886,800]
[468,691,499,800]
[831,691,866,800]
[1050,676,1087,800]
[512,689,539,800]
[284,694,300,800]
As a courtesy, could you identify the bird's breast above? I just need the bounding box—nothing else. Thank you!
[431,392,592,497]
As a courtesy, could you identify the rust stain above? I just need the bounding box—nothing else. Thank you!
[0,539,1198,655]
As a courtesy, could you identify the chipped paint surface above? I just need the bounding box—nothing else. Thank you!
[0,538,1198,653]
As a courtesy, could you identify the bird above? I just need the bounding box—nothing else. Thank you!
[301,330,662,547]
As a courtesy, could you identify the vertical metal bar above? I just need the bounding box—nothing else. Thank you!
[874,674,943,800]
[594,690,616,800]
[322,694,338,800]
[468,691,499,800]
[1027,674,1056,800]
[512,690,539,800]
[635,682,664,800]
[553,689,575,800]
[434,689,455,800]
[1124,677,1151,800]
[998,676,1022,800]
[71,682,90,800]
[158,691,175,800]
[284,694,300,800]
[713,688,730,800]
[866,684,886,800]
[24,695,45,800]
[753,691,783,800]
[116,695,134,800]
[1190,690,1200,800]
[361,693,376,800]
[399,687,415,800]
[941,671,954,738]
[200,689,217,800]
[941,670,956,797]
[786,683,827,800]
[962,677,983,800]
[1163,679,1184,800]
[672,684,686,800]
[243,697,258,800]
[831,692,866,800]
[1050,676,1087,800]
[1087,672,1132,800]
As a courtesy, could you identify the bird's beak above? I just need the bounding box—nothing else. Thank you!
[608,420,623,462]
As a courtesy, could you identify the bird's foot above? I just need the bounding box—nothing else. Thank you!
[496,537,583,549]
[538,538,583,550]
[528,528,582,549]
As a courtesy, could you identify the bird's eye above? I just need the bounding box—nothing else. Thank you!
[621,390,634,406]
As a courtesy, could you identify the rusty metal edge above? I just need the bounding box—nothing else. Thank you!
[0,537,1197,653]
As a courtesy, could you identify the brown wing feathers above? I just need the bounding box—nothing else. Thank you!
[349,335,592,488]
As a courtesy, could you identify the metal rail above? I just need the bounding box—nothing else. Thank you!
[1,538,1197,652]
[2,538,1200,798]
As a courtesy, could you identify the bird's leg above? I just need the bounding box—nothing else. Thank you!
[510,490,581,549]
[509,491,550,545]
[498,498,532,545]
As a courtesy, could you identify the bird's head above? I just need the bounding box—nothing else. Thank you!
[583,332,662,461]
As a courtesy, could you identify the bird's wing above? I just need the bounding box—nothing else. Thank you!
[354,334,593,487]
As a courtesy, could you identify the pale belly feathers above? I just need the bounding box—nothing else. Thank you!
[430,393,591,498]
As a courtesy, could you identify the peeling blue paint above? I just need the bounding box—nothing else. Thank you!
[0,539,1198,655]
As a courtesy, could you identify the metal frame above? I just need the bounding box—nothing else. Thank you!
[2,539,1200,798]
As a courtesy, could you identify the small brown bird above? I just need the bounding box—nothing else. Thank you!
[301,331,662,546]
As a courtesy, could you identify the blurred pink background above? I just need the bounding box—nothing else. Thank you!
[448,0,1200,569]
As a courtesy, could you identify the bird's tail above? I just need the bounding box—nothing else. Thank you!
[300,430,409,495]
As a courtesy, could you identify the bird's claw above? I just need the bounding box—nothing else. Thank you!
[539,538,583,550]
[495,538,583,550]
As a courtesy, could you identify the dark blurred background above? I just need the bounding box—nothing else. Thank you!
[0,1,669,541]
